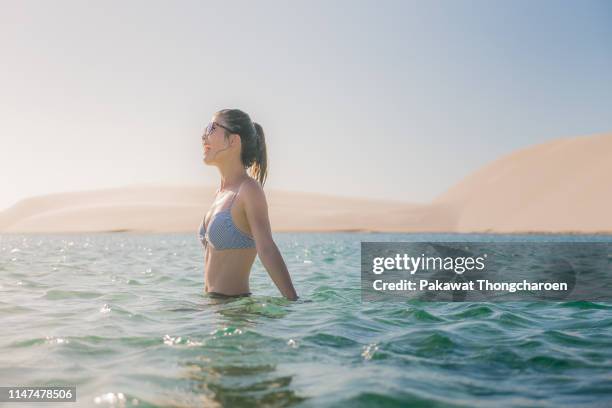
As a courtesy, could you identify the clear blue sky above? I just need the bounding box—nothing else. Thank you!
[1,0,611,210]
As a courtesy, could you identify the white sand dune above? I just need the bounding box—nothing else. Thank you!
[0,185,438,233]
[433,132,612,233]
[1,132,610,233]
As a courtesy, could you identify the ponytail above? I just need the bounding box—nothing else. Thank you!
[250,122,268,187]
[216,108,268,187]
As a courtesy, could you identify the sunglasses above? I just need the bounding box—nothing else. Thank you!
[202,122,235,141]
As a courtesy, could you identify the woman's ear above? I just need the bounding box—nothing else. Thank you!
[230,133,241,148]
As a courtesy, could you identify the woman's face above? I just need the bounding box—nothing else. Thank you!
[202,116,232,165]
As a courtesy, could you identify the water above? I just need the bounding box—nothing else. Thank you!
[1,232,611,407]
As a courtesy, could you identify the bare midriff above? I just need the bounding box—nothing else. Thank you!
[203,246,257,296]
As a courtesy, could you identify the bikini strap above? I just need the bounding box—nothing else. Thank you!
[229,179,247,208]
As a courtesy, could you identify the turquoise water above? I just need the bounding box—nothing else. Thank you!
[1,232,611,407]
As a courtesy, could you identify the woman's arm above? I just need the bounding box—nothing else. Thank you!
[242,180,299,301]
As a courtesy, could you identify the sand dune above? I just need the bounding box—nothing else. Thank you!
[433,132,612,233]
[1,132,610,233]
[0,185,437,233]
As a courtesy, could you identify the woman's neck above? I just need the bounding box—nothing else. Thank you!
[218,163,248,191]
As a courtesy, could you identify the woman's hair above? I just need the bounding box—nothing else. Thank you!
[217,108,268,187]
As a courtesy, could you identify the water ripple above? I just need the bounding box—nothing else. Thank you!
[1,232,611,407]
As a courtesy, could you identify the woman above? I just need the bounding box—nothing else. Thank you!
[199,108,298,301]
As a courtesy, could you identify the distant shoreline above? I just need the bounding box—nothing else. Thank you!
[2,132,611,235]
[2,229,612,235]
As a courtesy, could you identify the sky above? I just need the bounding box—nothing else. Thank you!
[1,0,611,210]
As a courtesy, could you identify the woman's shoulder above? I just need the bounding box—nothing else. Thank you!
[238,177,266,204]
